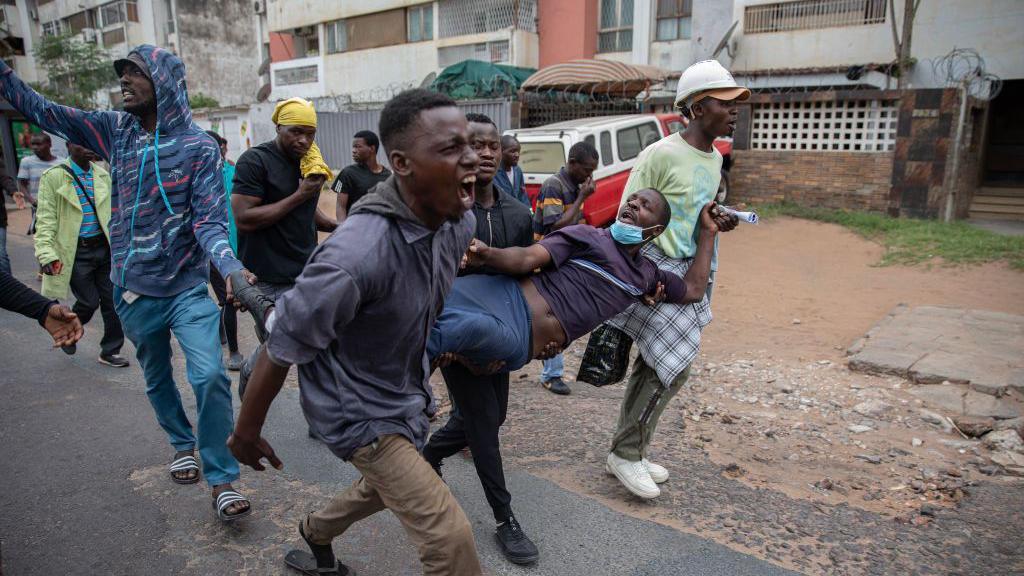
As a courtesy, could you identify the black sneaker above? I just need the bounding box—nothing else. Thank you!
[227,270,274,343]
[99,353,130,368]
[542,377,571,395]
[61,343,77,355]
[495,515,539,565]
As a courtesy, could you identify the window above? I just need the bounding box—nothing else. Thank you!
[437,40,510,68]
[749,99,898,152]
[100,2,123,27]
[42,20,64,36]
[102,27,126,45]
[599,131,613,165]
[325,19,347,53]
[518,142,566,174]
[438,0,537,38]
[656,0,691,41]
[617,122,658,161]
[598,0,633,53]
[275,64,318,86]
[744,0,886,34]
[584,134,596,148]
[408,4,433,42]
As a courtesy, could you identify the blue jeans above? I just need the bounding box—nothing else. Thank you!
[0,226,10,276]
[541,353,564,382]
[427,275,533,372]
[115,283,239,486]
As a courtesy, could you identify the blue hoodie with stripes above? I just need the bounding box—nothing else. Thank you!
[0,45,242,297]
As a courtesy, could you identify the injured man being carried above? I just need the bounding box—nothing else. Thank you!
[427,188,722,374]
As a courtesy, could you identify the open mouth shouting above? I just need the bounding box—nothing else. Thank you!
[122,87,136,105]
[459,173,477,206]
[619,204,637,224]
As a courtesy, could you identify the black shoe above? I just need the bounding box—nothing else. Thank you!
[98,353,130,368]
[495,515,539,565]
[227,270,274,343]
[61,343,77,355]
[238,355,251,401]
[542,377,570,395]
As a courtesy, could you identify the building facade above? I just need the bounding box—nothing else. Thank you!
[266,0,540,104]
[1,0,261,107]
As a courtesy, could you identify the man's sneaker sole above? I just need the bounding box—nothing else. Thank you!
[605,462,660,499]
[604,461,669,484]
[494,534,539,565]
[98,356,130,368]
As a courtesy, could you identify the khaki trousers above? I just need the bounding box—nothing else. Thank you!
[304,434,482,576]
[610,358,690,461]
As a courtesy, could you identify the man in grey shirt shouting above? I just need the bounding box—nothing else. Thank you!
[228,89,483,576]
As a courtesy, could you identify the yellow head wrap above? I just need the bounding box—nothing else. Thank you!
[272,97,333,180]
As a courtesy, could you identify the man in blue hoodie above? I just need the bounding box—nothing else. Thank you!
[0,45,256,521]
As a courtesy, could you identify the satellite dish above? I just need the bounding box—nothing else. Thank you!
[712,21,739,60]
[257,57,272,77]
[256,82,272,103]
[420,71,437,89]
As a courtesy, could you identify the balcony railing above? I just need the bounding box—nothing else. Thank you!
[744,0,886,34]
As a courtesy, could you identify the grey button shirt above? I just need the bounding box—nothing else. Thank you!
[267,178,476,460]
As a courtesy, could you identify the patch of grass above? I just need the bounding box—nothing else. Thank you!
[754,202,1024,270]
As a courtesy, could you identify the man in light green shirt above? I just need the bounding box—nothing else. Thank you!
[605,60,746,500]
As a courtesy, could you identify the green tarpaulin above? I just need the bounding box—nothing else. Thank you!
[431,60,536,100]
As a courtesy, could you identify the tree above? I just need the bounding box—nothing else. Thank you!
[889,0,921,89]
[33,33,118,110]
[189,92,220,109]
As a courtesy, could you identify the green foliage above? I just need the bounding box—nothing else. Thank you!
[32,33,117,110]
[189,92,220,110]
[756,202,1024,270]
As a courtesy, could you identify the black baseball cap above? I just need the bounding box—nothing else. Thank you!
[113,52,152,81]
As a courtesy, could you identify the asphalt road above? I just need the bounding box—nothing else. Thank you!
[0,231,798,576]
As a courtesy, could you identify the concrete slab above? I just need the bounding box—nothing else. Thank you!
[848,305,1024,398]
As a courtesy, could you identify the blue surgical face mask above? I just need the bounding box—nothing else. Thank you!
[609,220,659,245]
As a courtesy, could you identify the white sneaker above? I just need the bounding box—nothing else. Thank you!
[643,459,669,484]
[606,453,660,499]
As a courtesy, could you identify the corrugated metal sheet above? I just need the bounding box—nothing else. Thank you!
[315,99,513,170]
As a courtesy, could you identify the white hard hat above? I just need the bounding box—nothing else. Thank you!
[674,59,750,109]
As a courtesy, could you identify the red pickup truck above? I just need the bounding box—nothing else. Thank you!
[507,113,732,227]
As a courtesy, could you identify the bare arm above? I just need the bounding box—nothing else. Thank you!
[315,208,337,232]
[227,347,287,471]
[678,204,720,304]
[549,177,594,231]
[467,239,552,275]
[232,176,323,233]
[335,191,350,224]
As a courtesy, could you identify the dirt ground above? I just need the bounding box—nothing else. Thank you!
[436,216,1024,575]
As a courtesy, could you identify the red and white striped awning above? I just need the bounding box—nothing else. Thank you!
[521,59,671,96]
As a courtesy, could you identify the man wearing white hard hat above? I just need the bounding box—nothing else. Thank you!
[604,60,746,499]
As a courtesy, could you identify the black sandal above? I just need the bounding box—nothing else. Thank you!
[284,518,352,575]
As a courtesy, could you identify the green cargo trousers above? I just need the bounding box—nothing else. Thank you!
[610,357,690,461]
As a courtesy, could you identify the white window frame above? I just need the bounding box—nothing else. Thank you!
[407,4,433,43]
[325,19,347,54]
[598,0,633,53]
[655,0,692,41]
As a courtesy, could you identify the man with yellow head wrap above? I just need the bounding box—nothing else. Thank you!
[231,97,338,407]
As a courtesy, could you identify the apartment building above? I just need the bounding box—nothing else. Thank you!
[537,1,734,75]
[0,0,261,107]
[265,0,539,103]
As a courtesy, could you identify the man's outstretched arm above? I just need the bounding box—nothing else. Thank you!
[228,346,287,471]
[466,239,552,276]
[0,62,116,160]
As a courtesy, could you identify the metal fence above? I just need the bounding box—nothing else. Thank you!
[309,99,513,169]
[744,0,886,34]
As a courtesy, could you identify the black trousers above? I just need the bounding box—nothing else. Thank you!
[69,240,123,356]
[422,363,512,522]
[208,266,238,353]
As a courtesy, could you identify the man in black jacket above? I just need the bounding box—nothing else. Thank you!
[1,268,82,347]
[422,113,539,566]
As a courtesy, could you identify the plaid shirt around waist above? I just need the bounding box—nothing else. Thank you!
[607,243,712,388]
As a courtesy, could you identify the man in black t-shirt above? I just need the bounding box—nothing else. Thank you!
[232,112,337,295]
[232,101,337,408]
[332,129,391,224]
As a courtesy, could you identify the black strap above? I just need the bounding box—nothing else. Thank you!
[60,163,107,244]
[60,164,100,216]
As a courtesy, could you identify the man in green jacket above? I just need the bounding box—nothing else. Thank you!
[34,143,128,367]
